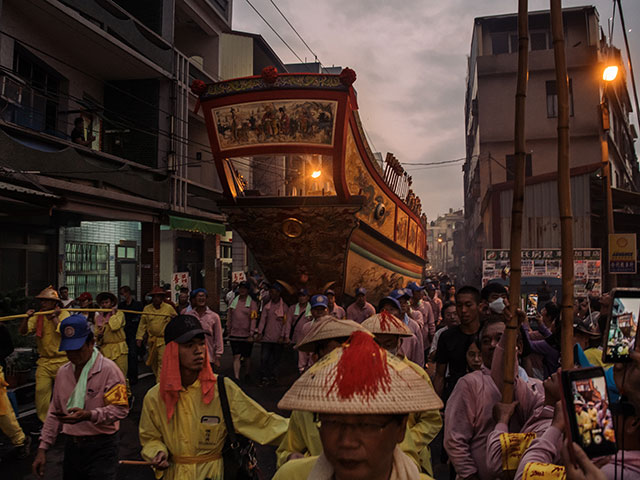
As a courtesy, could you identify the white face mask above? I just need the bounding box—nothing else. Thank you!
[489,297,506,314]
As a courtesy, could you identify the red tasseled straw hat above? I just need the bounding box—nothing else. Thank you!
[328,330,391,401]
[379,311,404,332]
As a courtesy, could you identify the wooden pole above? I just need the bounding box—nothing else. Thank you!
[503,0,529,403]
[551,0,575,370]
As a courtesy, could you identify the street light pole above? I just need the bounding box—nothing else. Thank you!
[601,53,618,290]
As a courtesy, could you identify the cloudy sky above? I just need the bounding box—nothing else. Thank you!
[232,0,640,221]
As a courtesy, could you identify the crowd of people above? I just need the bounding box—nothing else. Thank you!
[0,275,638,480]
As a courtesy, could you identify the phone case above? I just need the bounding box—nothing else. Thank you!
[561,367,617,459]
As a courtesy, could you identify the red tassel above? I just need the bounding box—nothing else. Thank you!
[328,331,391,401]
[379,311,404,332]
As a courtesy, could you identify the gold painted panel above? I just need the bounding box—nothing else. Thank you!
[396,208,409,247]
[344,126,394,241]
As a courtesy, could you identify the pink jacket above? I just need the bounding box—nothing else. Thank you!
[346,302,376,324]
[485,405,554,478]
[286,303,313,344]
[257,298,288,343]
[39,353,129,450]
[398,315,425,367]
[329,304,346,319]
[514,426,563,480]
[411,301,435,347]
[444,367,501,479]
[186,307,223,359]
[227,297,258,338]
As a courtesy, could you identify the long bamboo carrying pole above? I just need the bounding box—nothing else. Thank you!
[502,0,529,403]
[0,308,173,323]
[550,0,575,369]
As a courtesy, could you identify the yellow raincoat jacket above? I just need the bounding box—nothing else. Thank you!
[96,311,128,373]
[276,410,323,467]
[139,376,288,480]
[275,356,442,475]
[26,310,70,421]
[136,303,176,378]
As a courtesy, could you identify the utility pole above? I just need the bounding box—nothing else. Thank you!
[551,0,575,370]
[503,0,529,403]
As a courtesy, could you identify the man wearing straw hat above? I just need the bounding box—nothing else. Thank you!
[361,311,442,476]
[274,329,443,480]
[276,315,369,468]
[136,287,177,381]
[138,315,288,480]
[19,286,70,423]
[95,292,128,378]
[32,314,129,479]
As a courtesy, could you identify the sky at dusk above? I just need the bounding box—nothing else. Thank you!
[233,0,640,222]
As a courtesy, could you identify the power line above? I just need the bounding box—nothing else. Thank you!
[403,157,466,166]
[243,0,307,66]
[268,0,322,67]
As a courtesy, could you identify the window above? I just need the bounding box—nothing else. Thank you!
[491,33,510,54]
[64,242,109,298]
[116,245,137,259]
[546,80,574,118]
[506,154,533,181]
[530,31,549,51]
[13,45,63,133]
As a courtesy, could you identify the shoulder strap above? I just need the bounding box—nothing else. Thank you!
[289,311,306,338]
[217,375,239,446]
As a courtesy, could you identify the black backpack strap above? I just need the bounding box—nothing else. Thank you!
[217,375,239,448]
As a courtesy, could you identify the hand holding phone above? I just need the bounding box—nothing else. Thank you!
[603,288,640,363]
[561,367,617,460]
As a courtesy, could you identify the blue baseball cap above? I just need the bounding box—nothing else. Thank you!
[390,288,411,300]
[298,288,310,297]
[270,282,284,292]
[189,288,207,299]
[355,287,367,296]
[59,314,92,351]
[406,281,424,292]
[310,294,329,309]
[378,296,401,312]
[324,288,336,296]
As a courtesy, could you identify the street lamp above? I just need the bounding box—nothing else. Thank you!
[600,61,618,288]
[602,65,619,82]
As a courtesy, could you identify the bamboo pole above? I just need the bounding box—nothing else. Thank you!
[0,308,173,323]
[502,0,529,404]
[551,0,575,370]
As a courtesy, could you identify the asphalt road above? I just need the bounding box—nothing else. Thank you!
[0,342,301,480]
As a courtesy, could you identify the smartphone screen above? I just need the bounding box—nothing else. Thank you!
[526,294,538,318]
[562,368,617,458]
[604,290,640,362]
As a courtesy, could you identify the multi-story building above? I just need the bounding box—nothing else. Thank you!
[463,6,639,286]
[427,208,464,278]
[0,0,287,306]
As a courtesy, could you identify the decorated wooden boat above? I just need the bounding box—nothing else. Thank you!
[193,68,428,304]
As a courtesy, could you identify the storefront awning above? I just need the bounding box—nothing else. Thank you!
[169,215,226,235]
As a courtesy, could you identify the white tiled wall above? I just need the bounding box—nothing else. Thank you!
[64,221,141,295]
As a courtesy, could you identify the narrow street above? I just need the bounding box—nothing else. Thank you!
[1,341,300,479]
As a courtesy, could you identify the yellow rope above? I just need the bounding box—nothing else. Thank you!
[0,308,174,322]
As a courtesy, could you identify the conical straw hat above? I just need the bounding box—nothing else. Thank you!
[35,286,62,303]
[295,316,370,353]
[362,312,413,337]
[279,331,443,414]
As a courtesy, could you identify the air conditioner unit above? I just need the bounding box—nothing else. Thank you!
[0,75,24,106]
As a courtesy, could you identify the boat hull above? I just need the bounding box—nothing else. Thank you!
[223,197,424,305]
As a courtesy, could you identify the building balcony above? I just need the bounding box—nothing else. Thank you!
[477,45,598,77]
[7,0,173,79]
